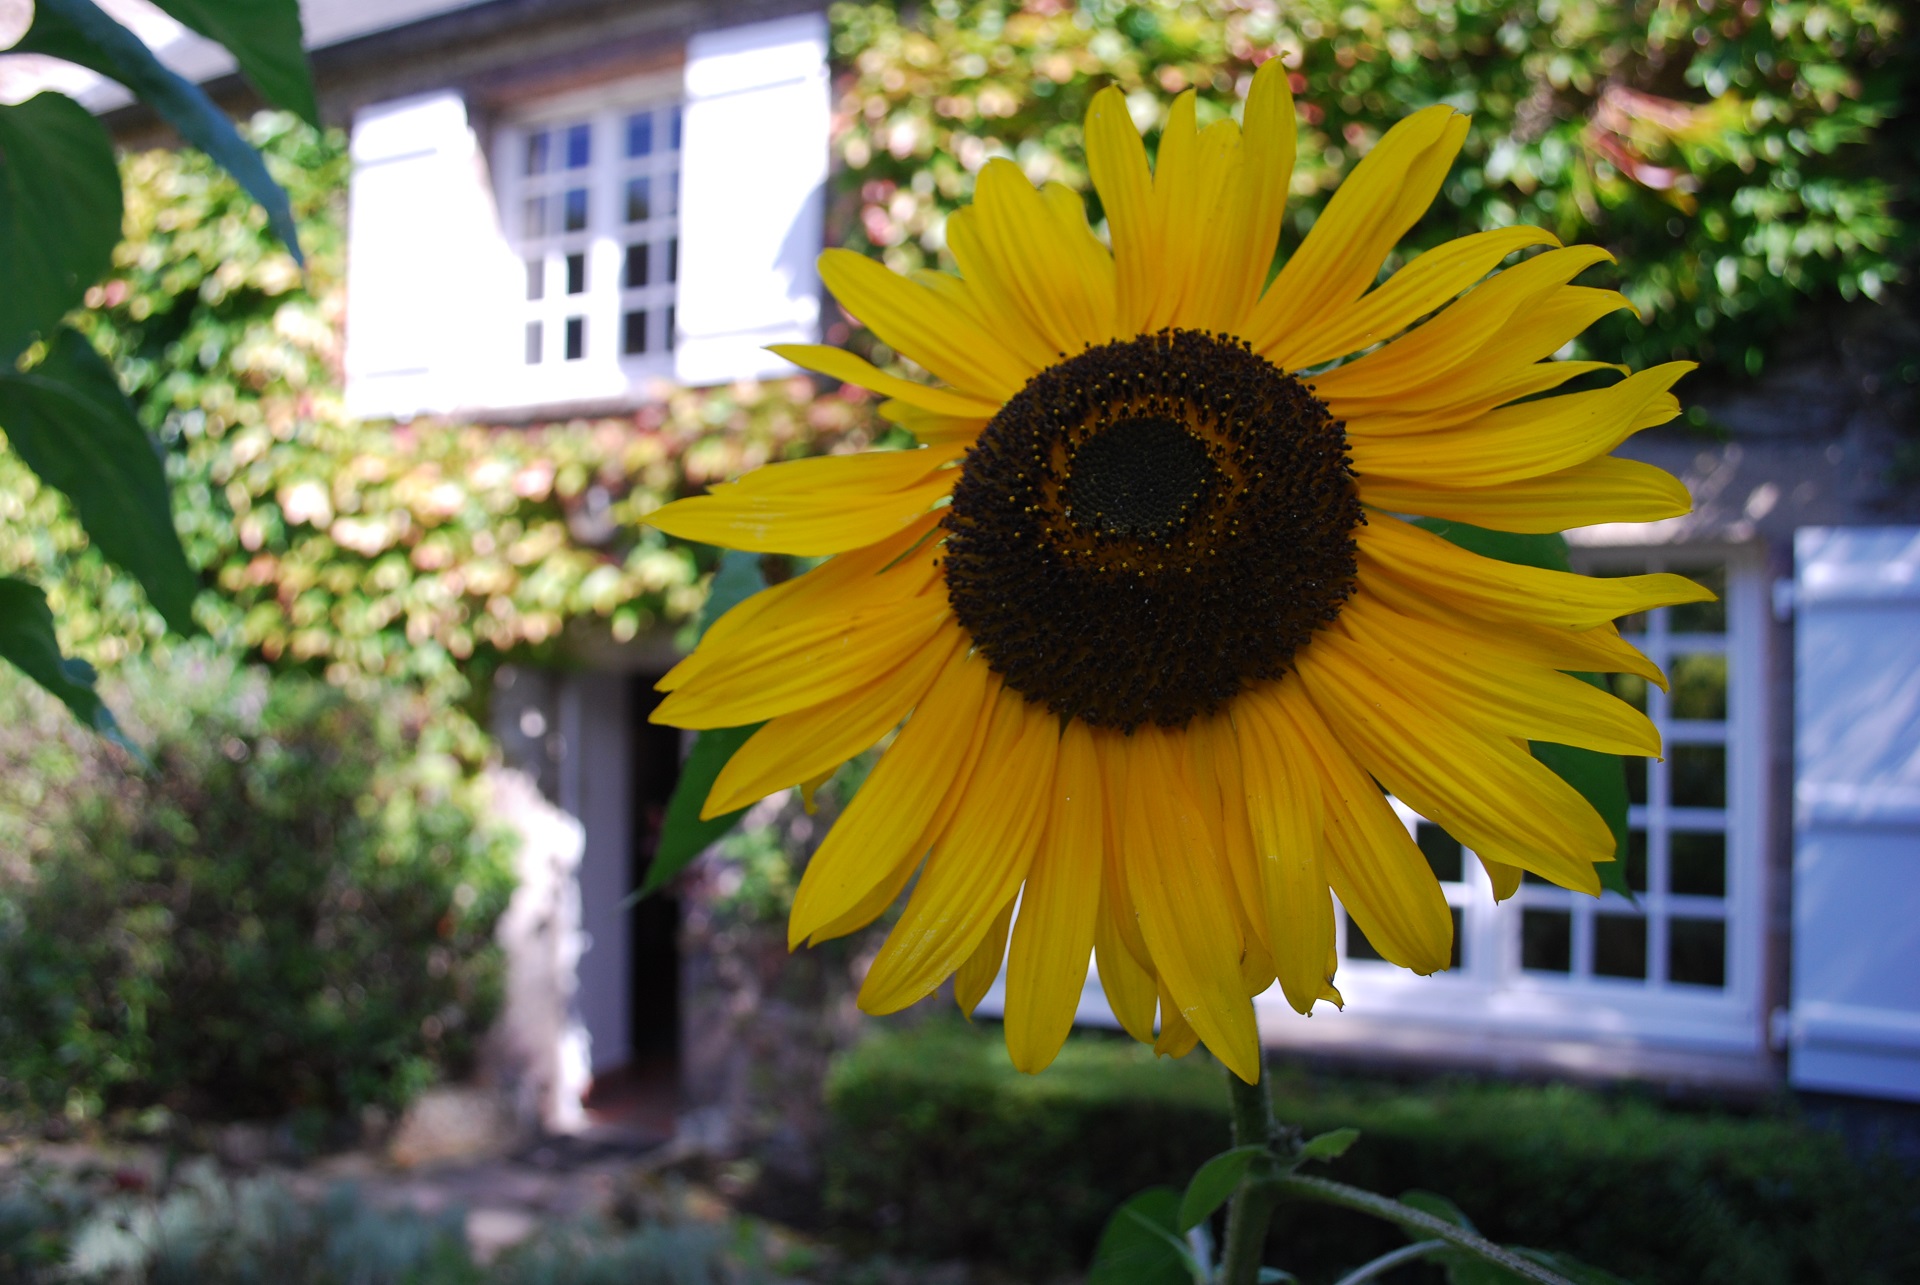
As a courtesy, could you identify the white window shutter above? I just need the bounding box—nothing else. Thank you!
[344,91,516,419]
[1789,526,1920,1101]
[674,13,829,386]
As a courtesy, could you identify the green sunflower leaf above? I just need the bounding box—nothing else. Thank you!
[636,550,768,899]
[19,0,304,264]
[1412,519,1634,900]
[1297,1126,1362,1163]
[1088,1187,1200,1285]
[0,327,198,635]
[0,578,123,741]
[1177,1144,1265,1231]
[0,93,121,363]
[145,0,318,128]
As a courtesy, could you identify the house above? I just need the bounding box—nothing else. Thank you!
[44,0,1920,1120]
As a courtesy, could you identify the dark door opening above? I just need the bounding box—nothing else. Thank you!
[628,675,684,1060]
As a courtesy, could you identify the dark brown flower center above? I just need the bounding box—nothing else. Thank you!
[940,328,1363,730]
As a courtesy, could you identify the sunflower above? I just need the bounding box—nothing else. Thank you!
[644,62,1710,1083]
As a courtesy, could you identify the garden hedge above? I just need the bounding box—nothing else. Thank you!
[823,1022,1920,1284]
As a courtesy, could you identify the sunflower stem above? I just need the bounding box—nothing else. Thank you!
[1220,1062,1279,1285]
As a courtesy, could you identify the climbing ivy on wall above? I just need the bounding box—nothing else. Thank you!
[828,0,1907,378]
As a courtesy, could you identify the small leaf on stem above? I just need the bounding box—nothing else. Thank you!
[1089,1187,1202,1285]
[1298,1128,1361,1164]
[1177,1145,1266,1231]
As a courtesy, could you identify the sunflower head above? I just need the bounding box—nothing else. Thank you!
[646,61,1711,1084]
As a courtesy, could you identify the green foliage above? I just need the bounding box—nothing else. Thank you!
[829,0,1906,378]
[0,579,119,740]
[1089,1187,1199,1285]
[0,93,121,363]
[13,116,872,730]
[0,647,513,1122]
[823,1023,1920,1284]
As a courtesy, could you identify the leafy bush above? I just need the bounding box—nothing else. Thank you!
[0,647,513,1123]
[823,1022,1920,1284]
[830,0,1908,378]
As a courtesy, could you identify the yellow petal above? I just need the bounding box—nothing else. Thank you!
[1336,359,1619,438]
[768,343,1001,417]
[787,645,996,945]
[954,896,1017,1020]
[1273,226,1559,370]
[1005,720,1105,1074]
[662,512,941,694]
[1300,629,1612,891]
[876,398,992,445]
[1341,595,1661,758]
[1189,714,1270,955]
[1039,181,1121,340]
[652,590,953,729]
[1095,880,1160,1045]
[966,160,1118,354]
[1350,362,1693,487]
[1359,569,1667,691]
[944,205,1066,372]
[644,445,964,556]
[1221,58,1297,327]
[1118,726,1262,1083]
[1085,86,1159,337]
[1168,117,1253,334]
[1480,856,1523,901]
[1358,454,1693,534]
[1233,684,1337,1016]
[1244,106,1466,355]
[1154,977,1202,1058]
[1357,513,1714,630]
[819,248,1034,400]
[703,627,964,817]
[1308,245,1615,401]
[1288,688,1455,974]
[858,692,1059,1013]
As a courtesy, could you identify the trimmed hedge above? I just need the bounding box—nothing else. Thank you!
[823,1022,1920,1284]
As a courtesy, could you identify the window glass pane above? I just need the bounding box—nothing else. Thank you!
[565,122,591,169]
[667,237,678,283]
[524,130,549,175]
[1670,744,1726,808]
[1610,672,1647,713]
[523,195,547,237]
[1593,914,1647,979]
[1415,822,1462,883]
[627,111,653,157]
[565,316,585,361]
[1521,909,1571,972]
[524,321,542,365]
[625,243,649,288]
[1625,754,1647,806]
[663,169,679,214]
[623,310,648,355]
[563,188,589,232]
[1626,828,1647,893]
[566,252,585,295]
[1669,831,1726,897]
[1448,907,1463,970]
[1345,913,1383,961]
[626,177,650,223]
[669,106,682,149]
[664,304,675,350]
[1670,653,1728,720]
[1668,917,1726,987]
[524,258,543,301]
[1668,565,1727,633]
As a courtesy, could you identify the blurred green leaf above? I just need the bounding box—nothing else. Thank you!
[20,0,304,264]
[1414,519,1633,900]
[1089,1187,1199,1285]
[1177,1145,1264,1230]
[1396,1191,1627,1285]
[636,550,769,898]
[0,578,120,738]
[0,93,121,362]
[147,0,317,127]
[1298,1127,1362,1164]
[0,327,197,634]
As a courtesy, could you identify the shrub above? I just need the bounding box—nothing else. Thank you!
[0,647,514,1124]
[823,1022,1920,1284]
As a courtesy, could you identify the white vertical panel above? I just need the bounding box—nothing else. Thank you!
[1790,526,1920,1101]
[561,672,635,1075]
[675,13,828,385]
[344,90,518,418]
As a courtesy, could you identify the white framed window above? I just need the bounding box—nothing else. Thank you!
[1262,545,1773,1073]
[493,82,684,407]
